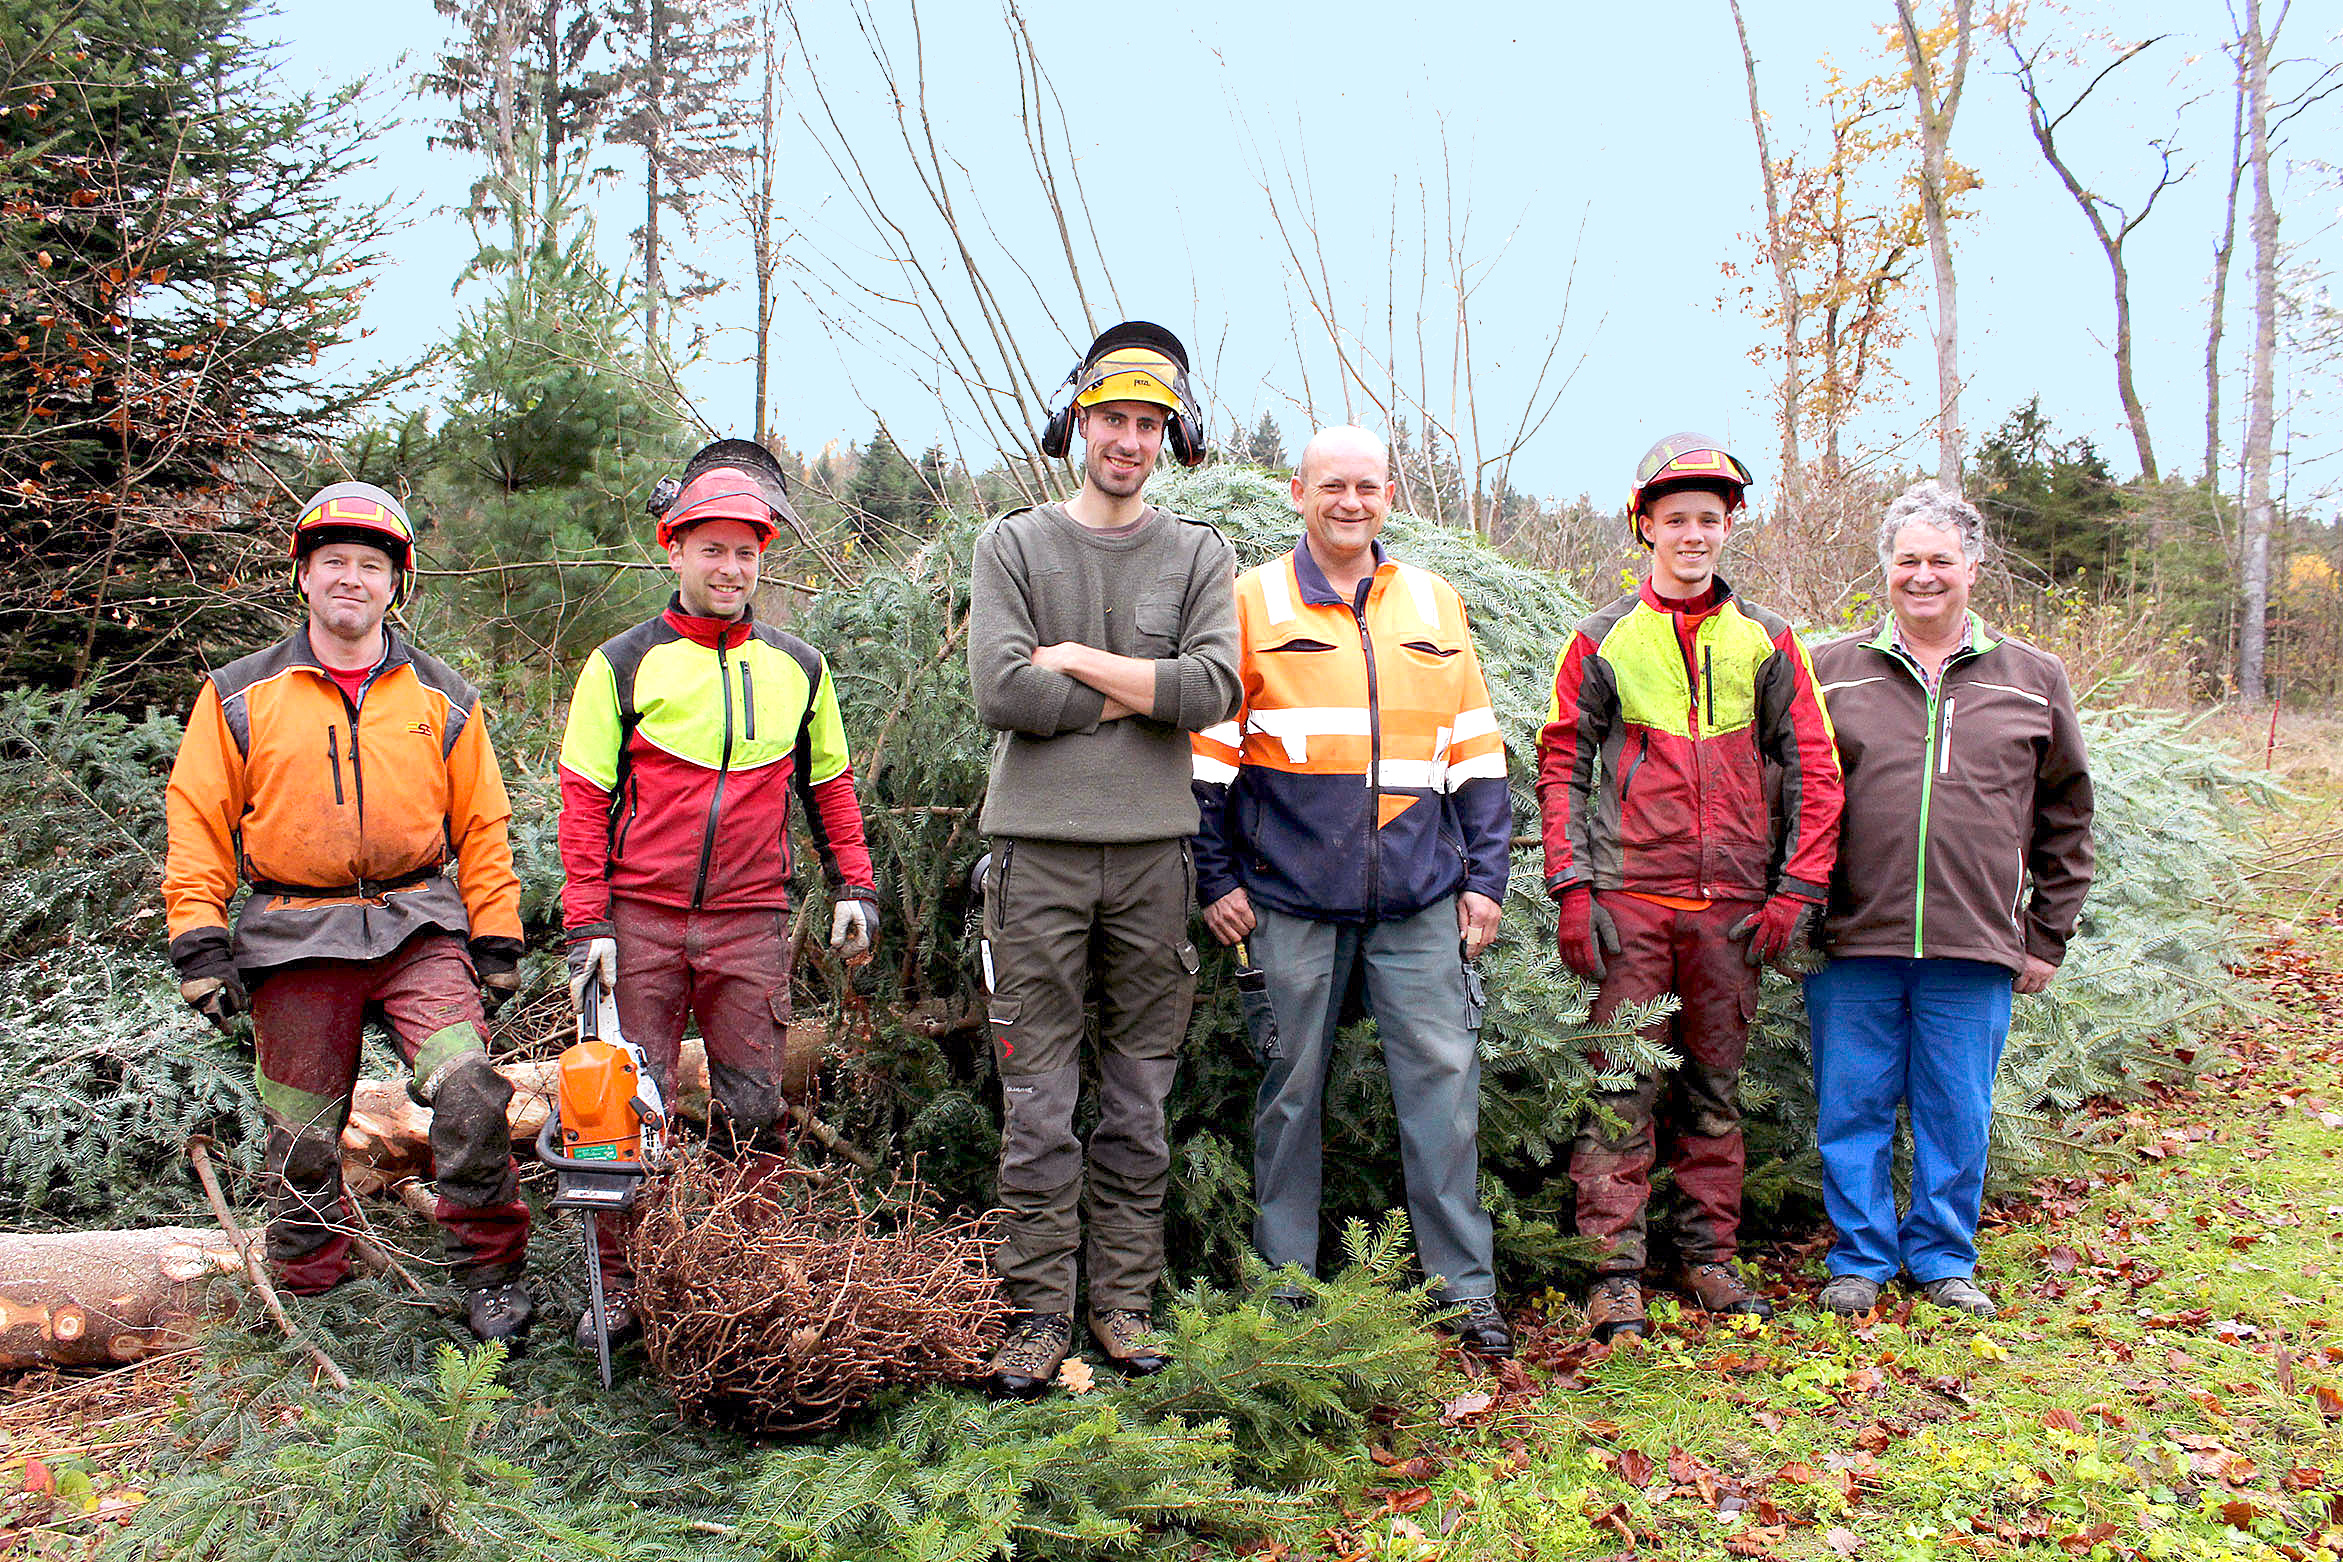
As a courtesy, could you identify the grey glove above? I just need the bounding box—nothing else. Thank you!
[830,898,879,965]
[566,930,618,1012]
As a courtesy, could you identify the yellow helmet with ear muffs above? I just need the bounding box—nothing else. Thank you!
[1039,321,1209,468]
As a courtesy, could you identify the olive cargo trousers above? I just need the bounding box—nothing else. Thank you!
[983,837,1199,1314]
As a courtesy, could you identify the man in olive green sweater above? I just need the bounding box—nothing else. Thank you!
[968,321,1240,1395]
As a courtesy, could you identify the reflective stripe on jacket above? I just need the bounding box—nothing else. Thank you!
[556,599,876,928]
[162,627,522,973]
[1191,542,1512,924]
[1536,576,1842,902]
[1809,615,2095,971]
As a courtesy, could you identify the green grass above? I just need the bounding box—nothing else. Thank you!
[1196,933,2343,1562]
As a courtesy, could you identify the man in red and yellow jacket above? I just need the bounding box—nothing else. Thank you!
[557,440,879,1348]
[1535,434,1842,1340]
[1193,425,1515,1356]
[163,482,533,1343]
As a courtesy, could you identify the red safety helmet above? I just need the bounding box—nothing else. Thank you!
[288,481,416,603]
[648,438,800,550]
[1628,433,1752,544]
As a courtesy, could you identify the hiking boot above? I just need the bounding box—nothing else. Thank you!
[1918,1275,1997,1318]
[1585,1275,1649,1342]
[1680,1261,1773,1319]
[1442,1296,1515,1358]
[466,1280,534,1348]
[1817,1275,1883,1317]
[986,1311,1073,1398]
[1088,1308,1169,1377]
[574,1286,641,1352]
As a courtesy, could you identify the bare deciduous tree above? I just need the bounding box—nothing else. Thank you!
[1729,0,1806,520]
[2008,30,2187,484]
[1893,0,1976,492]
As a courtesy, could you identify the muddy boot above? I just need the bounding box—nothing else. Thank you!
[986,1311,1073,1398]
[1441,1297,1515,1359]
[1680,1261,1773,1319]
[1585,1274,1649,1342]
[466,1280,534,1349]
[574,1286,641,1352]
[1918,1275,1997,1318]
[1088,1308,1169,1377]
[1816,1275,1882,1317]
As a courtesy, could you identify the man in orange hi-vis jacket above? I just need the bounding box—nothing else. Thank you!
[1192,424,1516,1358]
[163,482,533,1345]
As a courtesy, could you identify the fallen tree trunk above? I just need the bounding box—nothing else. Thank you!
[0,1227,242,1368]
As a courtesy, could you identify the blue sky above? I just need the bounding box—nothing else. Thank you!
[263,0,2340,509]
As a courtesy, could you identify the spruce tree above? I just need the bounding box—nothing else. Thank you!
[0,0,404,702]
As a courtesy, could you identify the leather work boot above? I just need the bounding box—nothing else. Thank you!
[574,1287,642,1352]
[1817,1275,1883,1317]
[1680,1261,1774,1319]
[986,1311,1073,1398]
[1585,1275,1649,1342]
[1919,1275,1997,1318]
[1442,1297,1515,1359]
[1088,1308,1169,1377]
[466,1280,534,1349]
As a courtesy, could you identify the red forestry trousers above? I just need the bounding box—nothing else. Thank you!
[1570,894,1761,1276]
[595,896,796,1281]
[251,931,529,1294]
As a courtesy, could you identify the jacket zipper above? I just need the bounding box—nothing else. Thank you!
[1703,645,1716,731]
[691,639,737,909]
[326,725,344,805]
[1938,697,1957,775]
[1618,731,1649,803]
[1914,681,1938,958]
[1355,591,1383,916]
[741,663,756,741]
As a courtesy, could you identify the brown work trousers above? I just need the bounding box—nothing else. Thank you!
[1571,894,1760,1276]
[595,896,794,1279]
[983,837,1199,1314]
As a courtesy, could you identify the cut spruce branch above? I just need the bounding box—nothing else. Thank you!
[187,1134,351,1392]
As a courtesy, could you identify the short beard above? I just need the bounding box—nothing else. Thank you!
[1084,452,1149,499]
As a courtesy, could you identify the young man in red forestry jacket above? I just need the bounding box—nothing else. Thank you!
[1535,433,1843,1340]
[557,440,880,1350]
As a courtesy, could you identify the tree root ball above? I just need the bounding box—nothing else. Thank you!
[626,1151,1007,1435]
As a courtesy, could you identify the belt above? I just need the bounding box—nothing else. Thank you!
[248,865,447,900]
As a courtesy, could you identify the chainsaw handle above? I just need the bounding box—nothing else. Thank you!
[534,1113,647,1176]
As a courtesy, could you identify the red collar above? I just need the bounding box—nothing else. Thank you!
[1640,578,1724,619]
[663,597,754,650]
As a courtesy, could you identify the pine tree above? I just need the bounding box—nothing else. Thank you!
[1971,397,2129,584]
[844,422,922,543]
[1243,411,1287,471]
[0,0,405,702]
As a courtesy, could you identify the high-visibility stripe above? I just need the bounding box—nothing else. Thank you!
[1451,707,1499,743]
[1393,564,1440,629]
[1444,751,1507,785]
[1193,753,1239,783]
[1259,564,1296,626]
[1198,720,1242,747]
[1378,758,1447,789]
[1249,705,1371,763]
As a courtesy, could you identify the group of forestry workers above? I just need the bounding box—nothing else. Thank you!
[159,320,2095,1396]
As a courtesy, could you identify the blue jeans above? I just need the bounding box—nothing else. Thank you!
[1248,900,1496,1301]
[1803,957,2013,1284]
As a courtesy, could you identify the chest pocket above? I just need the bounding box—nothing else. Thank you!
[1134,589,1184,655]
[1698,629,1773,737]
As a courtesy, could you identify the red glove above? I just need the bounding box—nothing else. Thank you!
[1729,893,1820,968]
[1554,884,1621,982]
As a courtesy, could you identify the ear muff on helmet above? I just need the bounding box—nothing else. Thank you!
[1038,321,1210,469]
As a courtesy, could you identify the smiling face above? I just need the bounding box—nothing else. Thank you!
[298,541,396,648]
[1076,400,1168,499]
[1886,521,1979,641]
[1640,486,1736,598]
[1292,427,1391,580]
[667,517,765,620]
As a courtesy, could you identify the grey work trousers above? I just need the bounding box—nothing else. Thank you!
[1249,899,1496,1302]
[983,836,1199,1313]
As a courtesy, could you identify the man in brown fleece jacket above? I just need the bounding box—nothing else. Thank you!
[1805,480,2096,1321]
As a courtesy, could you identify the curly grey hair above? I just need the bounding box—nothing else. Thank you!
[1876,480,1987,565]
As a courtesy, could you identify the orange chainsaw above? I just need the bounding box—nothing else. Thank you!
[535,970,666,1387]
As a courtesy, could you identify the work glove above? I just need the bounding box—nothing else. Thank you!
[830,897,880,966]
[170,928,248,1034]
[1728,893,1820,969]
[470,936,525,1019]
[566,924,618,1014]
[1553,884,1621,983]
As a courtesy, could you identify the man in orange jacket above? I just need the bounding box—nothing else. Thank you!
[163,482,534,1344]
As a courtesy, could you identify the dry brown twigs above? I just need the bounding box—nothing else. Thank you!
[628,1151,1006,1435]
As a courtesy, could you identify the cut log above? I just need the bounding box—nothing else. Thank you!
[0,1226,242,1368]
